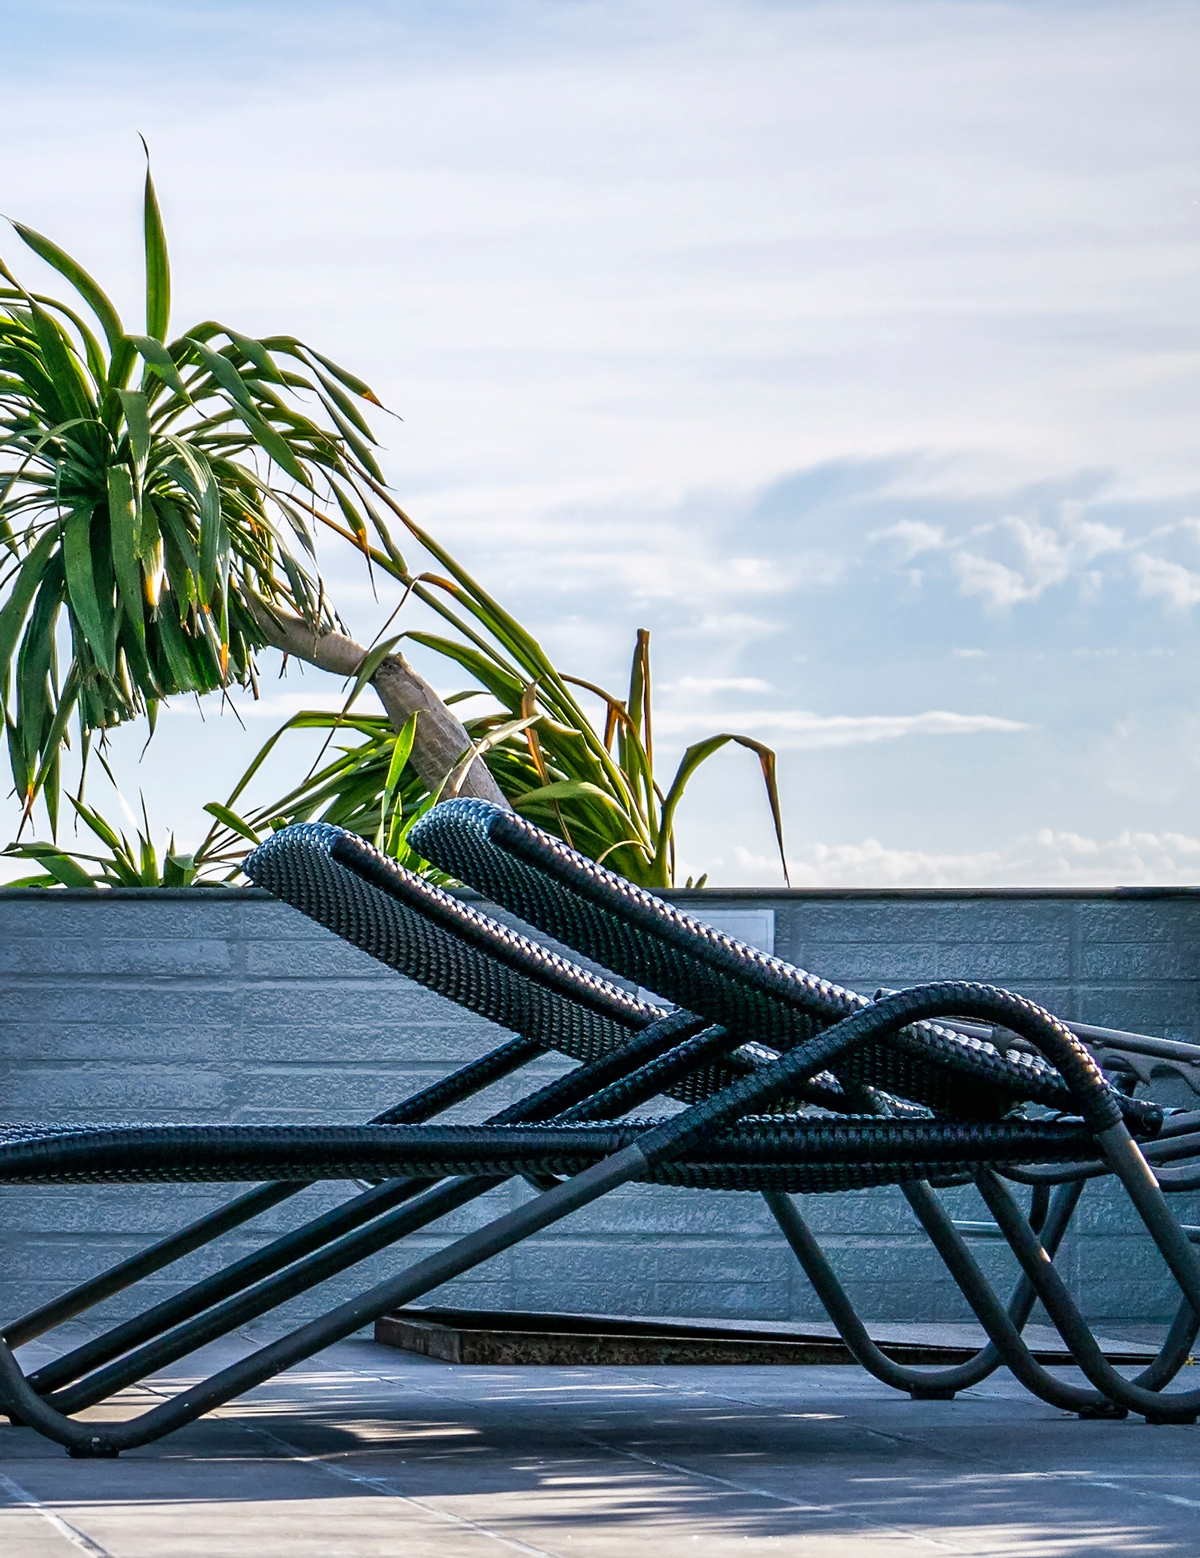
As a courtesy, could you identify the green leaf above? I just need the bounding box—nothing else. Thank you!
[0,526,58,696]
[2,842,97,887]
[141,147,171,342]
[70,793,126,855]
[162,851,197,886]
[653,733,789,888]
[246,409,309,486]
[26,297,95,426]
[297,344,384,405]
[9,221,125,358]
[106,464,145,647]
[226,328,285,383]
[116,388,151,469]
[183,336,257,413]
[153,595,197,690]
[201,800,262,845]
[509,778,626,810]
[378,712,418,849]
[126,334,190,399]
[63,506,115,675]
[383,713,418,803]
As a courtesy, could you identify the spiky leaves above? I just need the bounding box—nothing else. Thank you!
[0,162,387,832]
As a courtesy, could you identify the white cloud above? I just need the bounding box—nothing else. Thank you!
[733,827,1200,888]
[948,515,1073,606]
[654,707,1029,749]
[1133,555,1200,611]
[1065,516,1125,560]
[871,520,945,560]
[861,500,1200,617]
[671,675,771,693]
[952,550,1041,608]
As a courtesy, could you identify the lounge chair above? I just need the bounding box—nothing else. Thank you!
[1,817,1198,1457]
[408,799,1200,1423]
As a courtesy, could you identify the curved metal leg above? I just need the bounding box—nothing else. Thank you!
[765,1182,1119,1414]
[2,1032,546,1370]
[976,1165,1200,1421]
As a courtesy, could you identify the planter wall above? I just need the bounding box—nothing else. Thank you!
[2,884,1199,1331]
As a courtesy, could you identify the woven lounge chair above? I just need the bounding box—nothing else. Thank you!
[407,798,1200,1424]
[2,820,1198,1455]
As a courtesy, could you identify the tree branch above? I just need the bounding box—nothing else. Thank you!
[249,601,510,808]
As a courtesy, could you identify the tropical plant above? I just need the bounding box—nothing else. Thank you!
[209,558,788,888]
[1,160,788,889]
[360,504,789,887]
[3,791,222,887]
[0,151,502,840]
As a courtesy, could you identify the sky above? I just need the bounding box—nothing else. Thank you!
[1,0,1199,885]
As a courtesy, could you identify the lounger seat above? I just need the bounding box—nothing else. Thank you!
[0,1116,1102,1190]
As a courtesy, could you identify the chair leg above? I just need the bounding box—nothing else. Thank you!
[3,1182,302,1350]
[24,1177,434,1399]
[976,1167,1200,1422]
[44,1175,495,1416]
[907,1177,1197,1401]
[7,1025,697,1436]
[0,1144,650,1456]
[765,1182,1111,1412]
[4,1033,550,1400]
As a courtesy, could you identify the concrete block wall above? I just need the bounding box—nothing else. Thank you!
[2,884,1198,1332]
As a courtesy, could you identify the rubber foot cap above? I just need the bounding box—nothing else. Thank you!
[909,1386,956,1400]
[1143,1412,1198,1426]
[68,1439,120,1458]
[1077,1404,1128,1420]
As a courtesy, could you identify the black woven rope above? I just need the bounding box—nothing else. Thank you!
[412,800,1157,1131]
[244,823,663,1067]
[560,1024,740,1122]
[247,823,812,1112]
[0,1115,1100,1192]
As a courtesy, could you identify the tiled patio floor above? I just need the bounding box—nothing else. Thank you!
[2,1331,1197,1556]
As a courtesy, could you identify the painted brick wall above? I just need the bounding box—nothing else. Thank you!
[2,885,1198,1333]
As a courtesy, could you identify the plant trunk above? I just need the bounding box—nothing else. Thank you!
[250,603,509,807]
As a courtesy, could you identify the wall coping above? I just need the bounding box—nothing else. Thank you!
[2,884,1199,904]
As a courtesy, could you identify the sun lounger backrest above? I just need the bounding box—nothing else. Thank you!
[410,801,1076,1117]
[411,801,876,1050]
[244,824,666,1064]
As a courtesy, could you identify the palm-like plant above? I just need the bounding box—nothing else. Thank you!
[0,153,502,836]
[282,507,789,886]
[2,161,788,890]
[4,791,219,888]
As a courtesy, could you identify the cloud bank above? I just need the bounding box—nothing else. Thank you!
[733,828,1200,889]
[1,1,1197,885]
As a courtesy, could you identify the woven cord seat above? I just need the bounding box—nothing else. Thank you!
[0,1115,1103,1191]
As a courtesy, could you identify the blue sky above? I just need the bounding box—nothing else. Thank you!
[2,0,1199,884]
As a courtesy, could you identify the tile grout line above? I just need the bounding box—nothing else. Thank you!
[239,1423,564,1558]
[567,1425,971,1553]
[0,1472,116,1557]
[314,1349,970,1552]
[857,1413,1200,1515]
